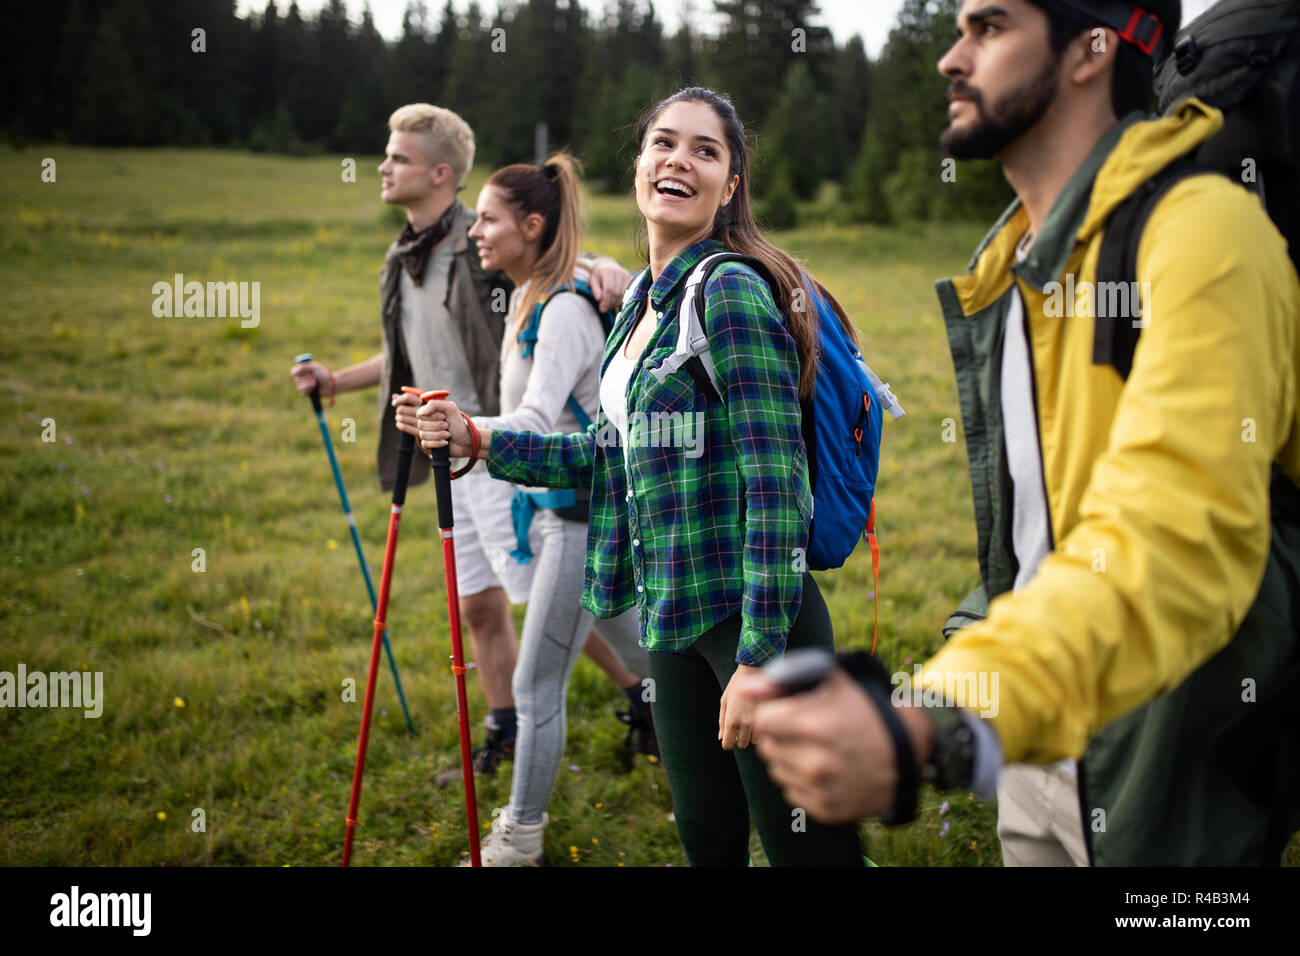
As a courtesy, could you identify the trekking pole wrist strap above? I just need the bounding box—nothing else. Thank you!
[838,651,920,825]
[452,412,480,479]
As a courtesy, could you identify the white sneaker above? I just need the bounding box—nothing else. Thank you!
[459,809,547,867]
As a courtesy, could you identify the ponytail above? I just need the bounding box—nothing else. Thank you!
[486,151,584,347]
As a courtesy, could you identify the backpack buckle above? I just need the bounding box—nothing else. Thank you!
[1118,6,1164,57]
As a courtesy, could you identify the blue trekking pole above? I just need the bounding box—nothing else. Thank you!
[295,353,416,734]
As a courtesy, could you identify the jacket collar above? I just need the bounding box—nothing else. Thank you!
[945,97,1225,314]
[1011,110,1143,288]
[446,198,474,255]
[623,238,727,314]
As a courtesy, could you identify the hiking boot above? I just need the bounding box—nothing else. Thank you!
[617,708,659,771]
[458,809,547,867]
[434,721,515,788]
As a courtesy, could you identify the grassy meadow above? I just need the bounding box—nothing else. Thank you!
[2,144,1273,868]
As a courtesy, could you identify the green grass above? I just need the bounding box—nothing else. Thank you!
[2,144,1282,867]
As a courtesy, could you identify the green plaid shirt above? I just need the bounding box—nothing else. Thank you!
[487,239,810,663]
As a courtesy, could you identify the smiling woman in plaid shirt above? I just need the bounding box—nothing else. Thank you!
[417,87,864,867]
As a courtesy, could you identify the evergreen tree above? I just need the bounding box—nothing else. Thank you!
[579,1,667,191]
[442,2,494,158]
[756,159,798,229]
[712,0,830,126]
[51,0,99,140]
[865,0,1011,221]
[667,12,697,88]
[76,0,153,145]
[252,1,282,124]
[828,35,871,182]
[279,2,317,147]
[4,0,79,142]
[391,2,439,108]
[427,0,457,102]
[333,5,390,151]
[6,0,1012,223]
[759,59,830,200]
[847,122,893,225]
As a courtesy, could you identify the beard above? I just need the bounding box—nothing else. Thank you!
[940,57,1061,160]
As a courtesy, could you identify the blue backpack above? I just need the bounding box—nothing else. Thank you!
[509,277,616,562]
[650,253,905,644]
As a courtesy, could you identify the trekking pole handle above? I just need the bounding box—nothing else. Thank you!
[392,386,435,508]
[416,389,455,530]
[295,353,324,415]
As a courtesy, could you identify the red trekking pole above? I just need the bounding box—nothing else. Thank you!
[419,388,482,868]
[341,385,423,867]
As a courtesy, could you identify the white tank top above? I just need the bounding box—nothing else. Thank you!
[600,340,639,448]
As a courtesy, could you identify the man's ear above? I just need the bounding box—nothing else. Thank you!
[1069,26,1119,90]
[432,162,453,187]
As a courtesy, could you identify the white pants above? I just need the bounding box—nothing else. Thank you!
[996,762,1090,867]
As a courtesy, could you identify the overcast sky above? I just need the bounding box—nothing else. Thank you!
[239,0,1222,58]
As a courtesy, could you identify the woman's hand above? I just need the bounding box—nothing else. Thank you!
[588,256,632,312]
[416,398,478,458]
[390,391,422,439]
[290,359,330,396]
[719,663,766,750]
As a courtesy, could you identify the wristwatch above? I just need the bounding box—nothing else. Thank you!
[921,704,977,793]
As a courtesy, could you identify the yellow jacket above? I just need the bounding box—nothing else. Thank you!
[924,99,1300,767]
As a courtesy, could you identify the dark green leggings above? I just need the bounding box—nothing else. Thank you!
[648,574,865,866]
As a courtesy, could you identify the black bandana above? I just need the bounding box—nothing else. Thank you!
[394,202,459,286]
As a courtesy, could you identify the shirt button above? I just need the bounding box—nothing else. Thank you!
[636,585,645,593]
[632,538,640,547]
[626,491,633,501]
[657,311,664,320]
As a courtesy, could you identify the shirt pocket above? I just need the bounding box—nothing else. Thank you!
[635,350,699,415]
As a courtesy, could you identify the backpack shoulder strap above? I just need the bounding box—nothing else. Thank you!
[1094,158,1222,380]
[515,299,546,360]
[555,277,610,427]
[567,279,616,338]
[650,252,777,403]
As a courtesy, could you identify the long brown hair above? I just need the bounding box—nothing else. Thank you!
[486,151,584,348]
[632,87,859,399]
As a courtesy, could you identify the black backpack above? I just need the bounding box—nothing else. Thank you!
[1094,0,1300,861]
[1094,0,1300,378]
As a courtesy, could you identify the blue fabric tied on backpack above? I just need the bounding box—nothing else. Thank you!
[510,487,578,563]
